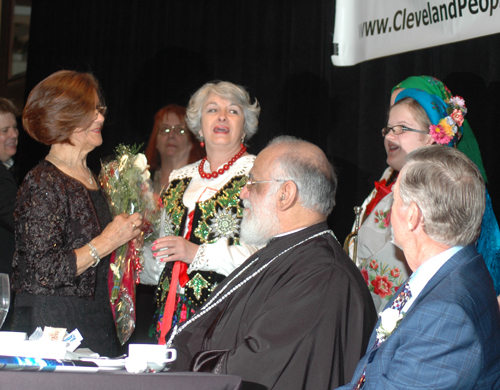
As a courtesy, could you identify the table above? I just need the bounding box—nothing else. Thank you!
[0,370,242,390]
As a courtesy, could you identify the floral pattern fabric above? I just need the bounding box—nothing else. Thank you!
[351,167,410,313]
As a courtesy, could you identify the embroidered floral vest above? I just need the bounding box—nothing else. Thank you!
[154,173,247,336]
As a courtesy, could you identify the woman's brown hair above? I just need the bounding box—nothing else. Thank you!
[22,70,104,145]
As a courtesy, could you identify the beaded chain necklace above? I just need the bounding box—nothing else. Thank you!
[165,229,333,348]
[48,153,94,185]
[198,145,247,179]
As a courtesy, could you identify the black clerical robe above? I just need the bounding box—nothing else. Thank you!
[169,222,377,390]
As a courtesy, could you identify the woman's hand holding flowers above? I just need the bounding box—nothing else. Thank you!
[95,212,143,257]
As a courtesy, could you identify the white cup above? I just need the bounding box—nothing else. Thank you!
[128,344,177,363]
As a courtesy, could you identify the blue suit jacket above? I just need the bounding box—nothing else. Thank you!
[337,245,500,390]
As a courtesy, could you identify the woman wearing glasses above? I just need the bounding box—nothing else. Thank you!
[390,77,500,303]
[145,81,260,344]
[348,87,469,312]
[12,70,142,356]
[145,104,205,194]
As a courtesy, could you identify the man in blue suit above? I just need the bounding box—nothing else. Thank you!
[337,145,500,390]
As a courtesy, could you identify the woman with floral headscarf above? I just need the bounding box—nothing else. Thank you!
[391,77,500,302]
[390,75,487,183]
[349,86,499,312]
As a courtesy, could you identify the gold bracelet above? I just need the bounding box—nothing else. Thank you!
[88,242,100,267]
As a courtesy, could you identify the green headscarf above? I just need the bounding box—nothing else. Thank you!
[392,75,488,183]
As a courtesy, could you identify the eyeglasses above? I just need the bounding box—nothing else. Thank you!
[158,125,187,136]
[381,125,428,137]
[95,105,107,119]
[245,179,286,190]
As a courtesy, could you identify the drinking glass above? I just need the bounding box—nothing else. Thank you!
[0,273,10,329]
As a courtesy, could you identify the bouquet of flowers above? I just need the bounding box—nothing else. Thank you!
[99,144,162,345]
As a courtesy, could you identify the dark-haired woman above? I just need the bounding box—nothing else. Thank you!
[12,70,142,356]
[145,104,205,194]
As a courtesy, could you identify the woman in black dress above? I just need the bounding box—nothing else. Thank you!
[12,70,142,357]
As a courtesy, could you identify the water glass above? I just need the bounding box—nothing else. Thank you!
[0,273,10,329]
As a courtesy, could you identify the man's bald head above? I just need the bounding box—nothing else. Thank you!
[263,136,337,216]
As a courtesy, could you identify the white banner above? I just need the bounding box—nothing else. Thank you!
[332,0,500,66]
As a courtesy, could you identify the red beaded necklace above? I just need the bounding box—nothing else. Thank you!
[198,145,247,179]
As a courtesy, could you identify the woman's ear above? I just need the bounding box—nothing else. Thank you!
[425,132,436,145]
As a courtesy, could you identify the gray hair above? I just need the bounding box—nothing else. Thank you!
[399,145,485,247]
[268,135,337,216]
[186,81,260,141]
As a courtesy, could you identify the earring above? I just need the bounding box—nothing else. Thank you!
[200,136,205,148]
[241,136,245,148]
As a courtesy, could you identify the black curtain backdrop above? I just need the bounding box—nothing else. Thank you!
[19,0,500,242]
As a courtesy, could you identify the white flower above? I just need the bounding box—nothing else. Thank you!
[449,96,466,109]
[376,308,404,342]
[133,153,148,170]
[141,169,151,181]
[133,153,151,181]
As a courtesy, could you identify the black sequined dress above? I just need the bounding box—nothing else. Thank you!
[12,161,118,357]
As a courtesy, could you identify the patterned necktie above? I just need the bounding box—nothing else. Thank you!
[352,282,412,389]
[391,283,412,310]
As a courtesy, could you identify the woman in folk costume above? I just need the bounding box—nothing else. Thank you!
[390,76,500,300]
[149,81,261,344]
[350,85,499,313]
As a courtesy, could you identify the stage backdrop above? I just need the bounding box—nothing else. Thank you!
[19,0,500,242]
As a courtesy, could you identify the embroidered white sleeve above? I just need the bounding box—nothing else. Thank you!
[188,243,208,271]
[187,237,261,276]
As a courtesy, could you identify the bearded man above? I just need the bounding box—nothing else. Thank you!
[167,135,377,390]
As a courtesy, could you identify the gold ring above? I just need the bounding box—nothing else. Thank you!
[132,223,136,229]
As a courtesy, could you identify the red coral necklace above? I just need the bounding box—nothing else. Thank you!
[198,145,247,179]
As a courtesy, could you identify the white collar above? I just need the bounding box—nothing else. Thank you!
[403,246,462,313]
[2,158,14,169]
[275,227,307,238]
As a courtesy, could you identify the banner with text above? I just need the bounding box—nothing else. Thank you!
[332,0,500,66]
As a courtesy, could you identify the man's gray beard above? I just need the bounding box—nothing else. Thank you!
[240,194,279,246]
